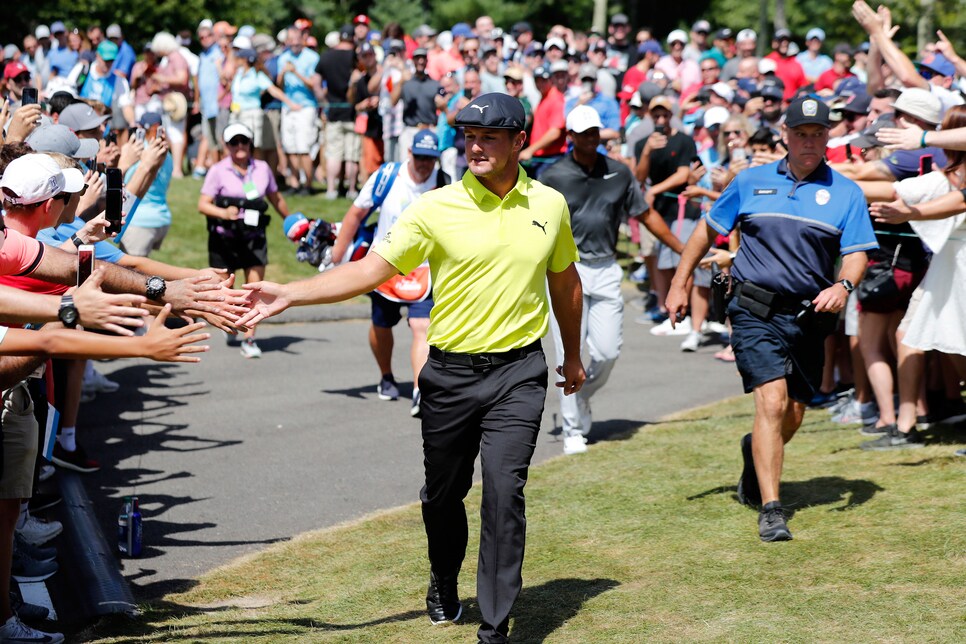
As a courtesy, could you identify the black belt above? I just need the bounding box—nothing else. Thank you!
[429,341,542,369]
[733,282,810,314]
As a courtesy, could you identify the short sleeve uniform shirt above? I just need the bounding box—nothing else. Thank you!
[705,158,877,296]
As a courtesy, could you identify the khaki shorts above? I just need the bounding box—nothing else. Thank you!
[230,109,268,149]
[263,109,281,150]
[119,225,170,257]
[281,106,319,155]
[1,384,38,499]
[325,120,361,163]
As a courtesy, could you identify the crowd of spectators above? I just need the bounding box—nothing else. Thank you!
[0,1,963,638]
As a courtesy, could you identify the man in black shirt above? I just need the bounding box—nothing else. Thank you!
[395,48,442,159]
[317,25,360,199]
[542,105,683,454]
[634,96,699,325]
[348,43,384,184]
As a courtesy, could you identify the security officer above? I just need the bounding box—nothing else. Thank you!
[541,105,684,455]
[238,93,585,643]
[666,97,877,542]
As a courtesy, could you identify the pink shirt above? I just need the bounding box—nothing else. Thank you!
[0,229,44,277]
[655,56,700,93]
[201,158,278,219]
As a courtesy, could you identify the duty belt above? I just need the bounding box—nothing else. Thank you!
[429,341,542,370]
[733,282,809,314]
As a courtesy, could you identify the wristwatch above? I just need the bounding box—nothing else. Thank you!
[70,233,85,248]
[58,294,79,328]
[145,275,167,300]
[837,278,855,294]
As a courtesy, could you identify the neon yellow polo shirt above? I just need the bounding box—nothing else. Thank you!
[373,167,579,353]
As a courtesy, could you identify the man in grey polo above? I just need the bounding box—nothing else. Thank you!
[541,105,684,455]
[396,48,441,159]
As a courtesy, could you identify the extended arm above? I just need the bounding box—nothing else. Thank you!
[666,220,718,322]
[871,189,966,223]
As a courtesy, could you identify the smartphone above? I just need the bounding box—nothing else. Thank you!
[105,130,117,146]
[655,124,668,135]
[77,245,95,286]
[21,87,38,105]
[105,168,123,229]
[96,162,107,175]
[135,127,146,143]
[919,154,933,175]
[463,88,472,99]
[438,87,449,97]
[157,126,166,140]
[731,147,747,162]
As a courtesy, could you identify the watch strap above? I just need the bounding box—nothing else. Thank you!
[70,233,84,248]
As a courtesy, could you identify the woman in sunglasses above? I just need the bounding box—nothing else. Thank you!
[198,122,291,358]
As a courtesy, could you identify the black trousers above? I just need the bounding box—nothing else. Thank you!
[418,347,548,644]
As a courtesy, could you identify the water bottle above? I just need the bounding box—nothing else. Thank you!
[117,496,131,555]
[129,497,143,558]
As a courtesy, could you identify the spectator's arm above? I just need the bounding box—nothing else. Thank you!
[831,160,893,181]
[871,189,966,223]
[519,127,562,160]
[649,165,691,196]
[852,1,926,89]
[934,30,966,78]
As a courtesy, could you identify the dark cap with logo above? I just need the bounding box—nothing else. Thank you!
[454,93,526,131]
[785,96,831,128]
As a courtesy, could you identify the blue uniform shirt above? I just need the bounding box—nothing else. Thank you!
[705,158,878,297]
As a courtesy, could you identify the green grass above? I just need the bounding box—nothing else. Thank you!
[155,177,352,284]
[83,397,966,643]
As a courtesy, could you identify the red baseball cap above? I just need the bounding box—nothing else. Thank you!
[354,15,370,25]
[3,61,29,80]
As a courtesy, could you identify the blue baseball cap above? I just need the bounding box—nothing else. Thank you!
[638,40,663,56]
[917,52,956,78]
[411,130,441,157]
[452,23,473,38]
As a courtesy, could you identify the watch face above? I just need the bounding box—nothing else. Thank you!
[60,307,78,326]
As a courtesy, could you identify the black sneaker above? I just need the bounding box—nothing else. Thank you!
[860,422,891,437]
[14,533,56,564]
[426,572,461,625]
[758,501,792,542]
[28,494,61,514]
[10,590,49,622]
[11,549,58,583]
[861,426,926,451]
[51,443,101,473]
[736,433,761,507]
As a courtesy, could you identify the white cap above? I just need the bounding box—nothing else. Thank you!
[198,19,214,31]
[710,82,735,103]
[35,25,51,39]
[892,87,942,125]
[238,25,256,38]
[106,24,122,39]
[736,29,757,43]
[758,58,777,74]
[0,154,85,206]
[549,60,569,74]
[806,28,826,41]
[231,35,252,49]
[324,31,340,49]
[545,37,566,51]
[223,122,254,142]
[566,105,604,133]
[703,106,731,128]
[667,29,688,45]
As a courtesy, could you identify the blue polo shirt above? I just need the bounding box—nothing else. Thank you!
[706,158,877,297]
[197,44,224,119]
[277,47,320,108]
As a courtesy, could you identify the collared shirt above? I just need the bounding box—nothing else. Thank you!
[111,40,137,79]
[540,152,645,261]
[277,47,320,108]
[0,229,44,277]
[705,158,877,296]
[197,43,224,118]
[373,166,579,353]
[201,157,278,210]
[46,45,77,77]
[124,155,174,229]
[352,160,441,247]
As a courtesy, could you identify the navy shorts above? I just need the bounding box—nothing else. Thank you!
[727,298,825,403]
[370,291,433,328]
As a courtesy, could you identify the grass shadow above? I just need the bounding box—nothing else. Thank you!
[687,476,884,515]
[510,577,620,642]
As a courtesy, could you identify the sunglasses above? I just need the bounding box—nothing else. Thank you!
[723,129,744,136]
[228,136,251,146]
[700,66,719,72]
[52,193,72,204]
[13,74,31,84]
[413,154,437,161]
[919,68,936,81]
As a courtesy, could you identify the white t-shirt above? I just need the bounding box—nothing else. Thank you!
[352,160,439,246]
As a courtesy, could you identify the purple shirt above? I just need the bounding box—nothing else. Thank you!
[201,158,278,219]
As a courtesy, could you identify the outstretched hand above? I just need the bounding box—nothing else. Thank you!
[143,304,210,362]
[237,281,291,328]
